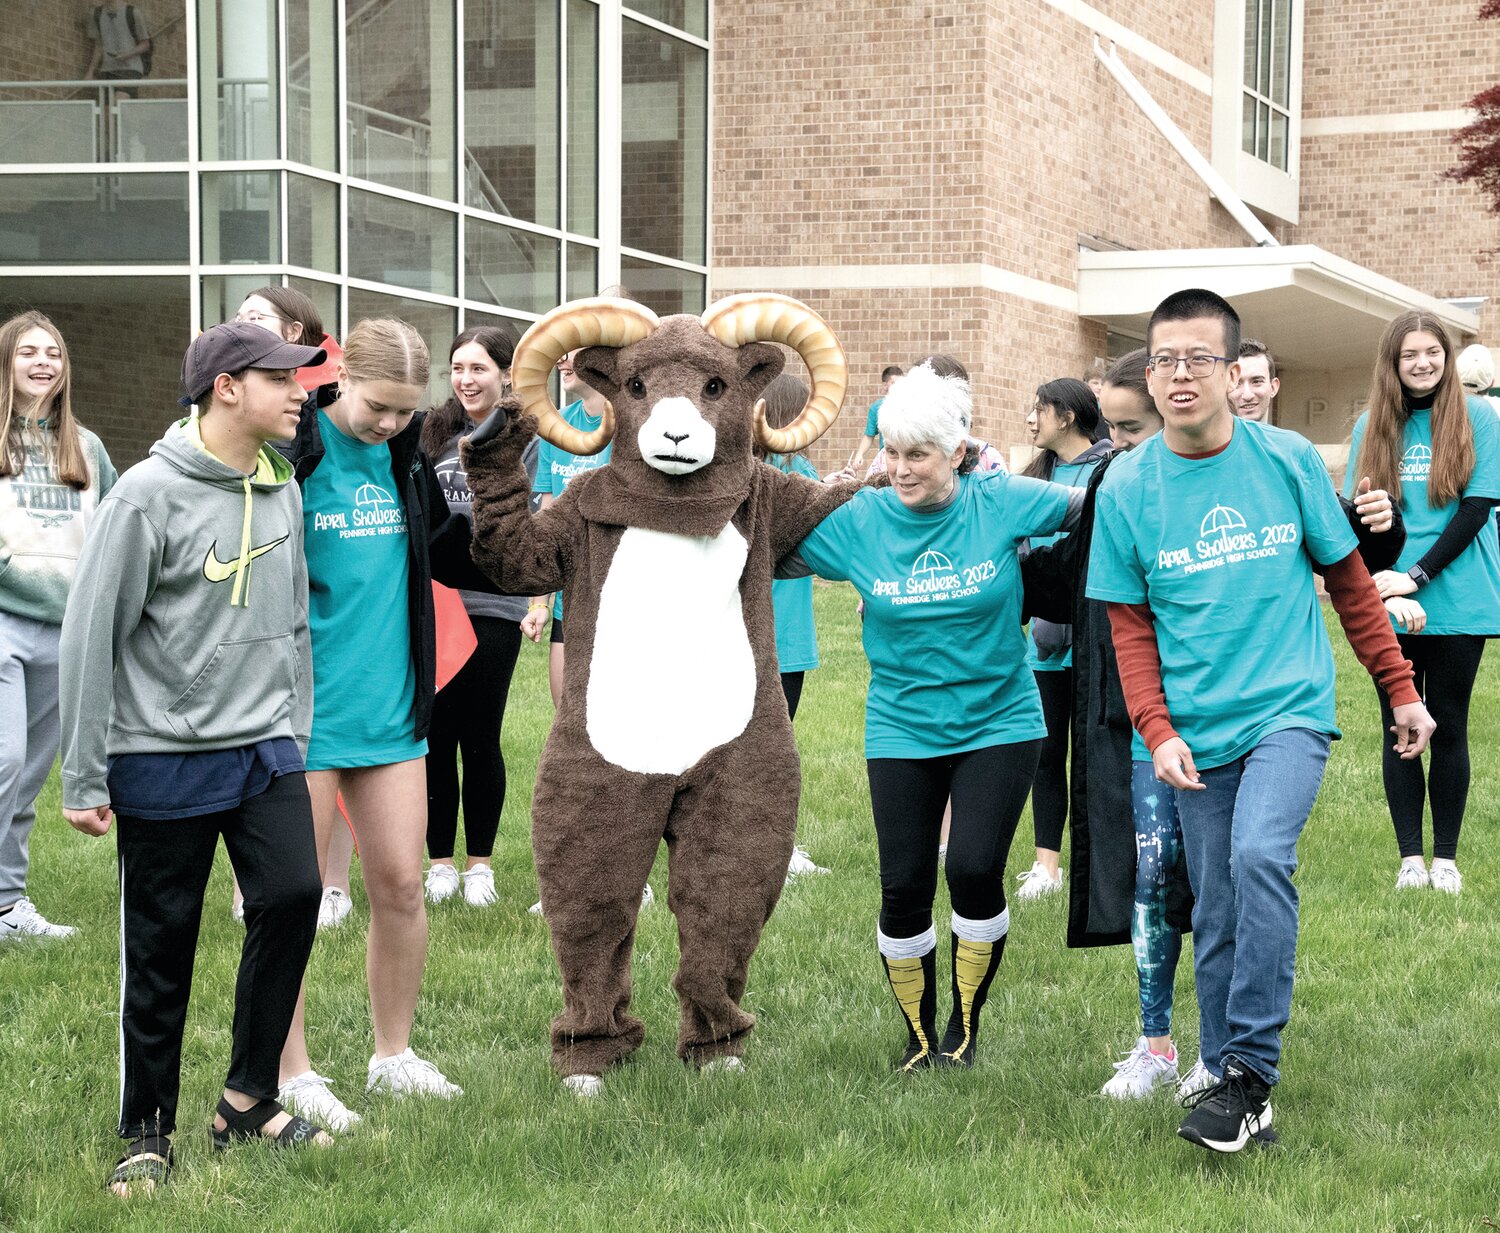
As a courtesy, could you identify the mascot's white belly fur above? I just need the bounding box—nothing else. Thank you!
[586,523,756,775]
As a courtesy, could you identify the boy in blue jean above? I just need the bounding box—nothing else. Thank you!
[1087,289,1435,1153]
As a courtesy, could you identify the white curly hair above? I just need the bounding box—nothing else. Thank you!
[876,361,972,456]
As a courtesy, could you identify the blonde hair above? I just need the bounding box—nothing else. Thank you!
[342,318,430,389]
[0,312,89,488]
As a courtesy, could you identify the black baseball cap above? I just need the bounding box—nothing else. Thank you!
[179,321,327,408]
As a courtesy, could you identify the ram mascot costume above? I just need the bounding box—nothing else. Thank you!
[462,293,855,1092]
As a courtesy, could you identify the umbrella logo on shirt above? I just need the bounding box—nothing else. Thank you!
[1199,504,1247,540]
[1400,443,1431,483]
[910,549,955,580]
[354,483,395,509]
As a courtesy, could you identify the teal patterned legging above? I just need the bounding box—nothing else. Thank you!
[1130,761,1185,1038]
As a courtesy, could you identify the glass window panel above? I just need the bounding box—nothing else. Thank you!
[288,174,340,272]
[201,171,279,265]
[0,173,188,263]
[201,274,272,328]
[198,0,279,160]
[461,307,528,345]
[1257,102,1270,161]
[466,218,560,316]
[624,0,708,39]
[1269,110,1289,172]
[620,256,704,317]
[621,22,707,265]
[464,0,558,227]
[1241,93,1256,156]
[287,276,342,341]
[567,0,599,238]
[566,243,598,301]
[287,0,339,171]
[1241,0,1258,87]
[348,189,457,296]
[1257,0,1273,97]
[1270,0,1291,107]
[347,0,456,200]
[345,288,456,405]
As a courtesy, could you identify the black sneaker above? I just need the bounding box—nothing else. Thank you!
[1177,1063,1274,1153]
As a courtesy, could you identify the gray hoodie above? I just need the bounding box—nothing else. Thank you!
[59,419,312,810]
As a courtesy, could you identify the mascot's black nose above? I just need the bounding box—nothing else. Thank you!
[664,432,688,444]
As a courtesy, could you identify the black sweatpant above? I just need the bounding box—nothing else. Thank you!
[867,741,1042,939]
[780,671,805,722]
[1376,633,1487,861]
[426,616,523,861]
[1031,668,1072,851]
[116,770,320,1141]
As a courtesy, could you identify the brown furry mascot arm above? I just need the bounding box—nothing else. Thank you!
[766,468,863,565]
[460,408,582,596]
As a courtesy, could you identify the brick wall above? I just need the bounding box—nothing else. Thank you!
[1,280,191,469]
[1,2,188,94]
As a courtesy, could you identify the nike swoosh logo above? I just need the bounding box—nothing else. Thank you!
[202,535,289,583]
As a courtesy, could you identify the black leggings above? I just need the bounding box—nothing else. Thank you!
[425,616,523,861]
[1032,668,1072,851]
[1377,633,1486,861]
[867,741,1041,939]
[780,671,805,721]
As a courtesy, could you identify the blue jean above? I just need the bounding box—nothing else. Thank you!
[1131,761,1184,1039]
[1175,727,1331,1087]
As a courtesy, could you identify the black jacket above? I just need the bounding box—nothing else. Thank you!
[281,403,496,742]
[1022,451,1406,948]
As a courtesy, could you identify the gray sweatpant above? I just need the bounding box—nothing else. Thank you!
[0,611,61,909]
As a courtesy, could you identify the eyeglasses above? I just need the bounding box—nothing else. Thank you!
[1146,354,1232,376]
[235,309,285,327]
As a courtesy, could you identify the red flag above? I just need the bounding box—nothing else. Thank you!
[433,581,477,691]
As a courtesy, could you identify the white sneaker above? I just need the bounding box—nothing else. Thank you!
[231,897,245,925]
[0,897,76,941]
[425,863,460,904]
[317,886,353,929]
[367,1048,463,1099]
[462,864,498,907]
[528,898,544,916]
[639,884,654,909]
[564,1073,603,1097]
[1101,1036,1179,1099]
[1395,861,1430,891]
[1429,862,1463,895]
[1177,1055,1218,1100]
[702,1056,746,1074]
[278,1070,362,1132]
[1015,862,1063,902]
[785,846,830,881]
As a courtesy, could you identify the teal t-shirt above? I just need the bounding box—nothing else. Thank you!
[302,410,424,770]
[768,454,820,673]
[798,470,1070,758]
[864,397,884,444]
[532,399,612,621]
[1344,397,1500,636]
[1026,453,1105,672]
[1086,420,1358,769]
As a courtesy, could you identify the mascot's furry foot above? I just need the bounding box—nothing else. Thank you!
[563,1074,604,1098]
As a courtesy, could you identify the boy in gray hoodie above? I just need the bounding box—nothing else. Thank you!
[59,322,333,1195]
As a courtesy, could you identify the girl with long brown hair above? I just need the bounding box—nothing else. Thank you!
[0,312,116,941]
[1346,311,1500,894]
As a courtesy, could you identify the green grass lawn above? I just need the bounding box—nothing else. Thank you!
[3,584,1498,1232]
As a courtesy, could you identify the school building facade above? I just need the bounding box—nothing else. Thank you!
[1,1,1495,468]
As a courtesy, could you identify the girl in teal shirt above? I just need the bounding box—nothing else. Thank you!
[1348,311,1500,895]
[792,361,1077,1071]
[1016,377,1112,904]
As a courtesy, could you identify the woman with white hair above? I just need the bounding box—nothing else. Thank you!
[784,360,1081,1072]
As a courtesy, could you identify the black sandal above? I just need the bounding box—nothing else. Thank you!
[106,1134,173,1195]
[211,1097,325,1150]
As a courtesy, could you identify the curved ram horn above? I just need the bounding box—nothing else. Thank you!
[700,293,848,456]
[509,297,660,456]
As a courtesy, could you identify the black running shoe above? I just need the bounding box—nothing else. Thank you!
[1177,1063,1274,1153]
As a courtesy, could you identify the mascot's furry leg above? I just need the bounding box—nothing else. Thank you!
[664,716,800,1066]
[532,740,676,1079]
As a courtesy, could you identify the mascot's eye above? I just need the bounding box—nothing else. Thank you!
[628,377,647,399]
[703,377,725,399]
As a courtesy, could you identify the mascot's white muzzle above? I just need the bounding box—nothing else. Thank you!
[637,397,716,475]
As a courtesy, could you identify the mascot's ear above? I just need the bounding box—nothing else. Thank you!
[736,342,784,397]
[574,345,622,402]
